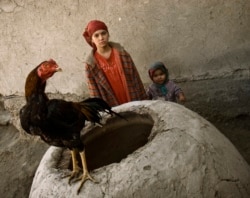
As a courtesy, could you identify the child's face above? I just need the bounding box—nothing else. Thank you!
[91,29,109,49]
[152,69,167,84]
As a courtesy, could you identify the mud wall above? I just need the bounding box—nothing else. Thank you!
[0,0,249,96]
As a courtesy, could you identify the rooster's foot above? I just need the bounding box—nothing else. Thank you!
[76,172,99,194]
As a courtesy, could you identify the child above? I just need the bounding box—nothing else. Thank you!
[83,20,147,107]
[146,61,186,103]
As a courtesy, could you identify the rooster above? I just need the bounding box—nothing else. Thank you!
[19,59,121,194]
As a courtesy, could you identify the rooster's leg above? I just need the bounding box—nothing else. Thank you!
[67,149,82,184]
[76,150,98,194]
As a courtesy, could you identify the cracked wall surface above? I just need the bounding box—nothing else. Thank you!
[0,0,249,96]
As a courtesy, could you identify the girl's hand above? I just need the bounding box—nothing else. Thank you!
[178,93,186,103]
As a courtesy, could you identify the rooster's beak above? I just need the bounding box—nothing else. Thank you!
[56,67,62,72]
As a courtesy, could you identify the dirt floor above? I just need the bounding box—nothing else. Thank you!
[209,114,250,165]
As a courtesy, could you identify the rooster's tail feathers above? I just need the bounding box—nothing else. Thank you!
[82,97,126,120]
[80,97,127,123]
[79,103,102,124]
[79,98,115,124]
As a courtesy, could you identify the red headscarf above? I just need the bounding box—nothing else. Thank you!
[83,20,109,48]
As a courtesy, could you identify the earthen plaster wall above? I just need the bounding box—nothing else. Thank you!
[0,0,249,96]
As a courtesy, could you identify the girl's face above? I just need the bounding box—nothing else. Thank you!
[152,69,167,84]
[91,29,109,49]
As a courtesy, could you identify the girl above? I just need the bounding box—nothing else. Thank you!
[147,61,186,103]
[83,20,147,107]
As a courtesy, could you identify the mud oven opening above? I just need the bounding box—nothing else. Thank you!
[57,111,154,171]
